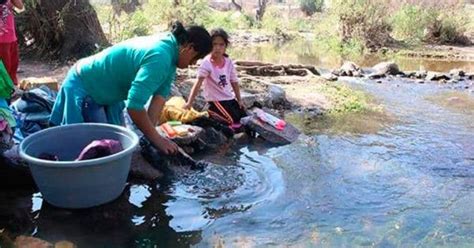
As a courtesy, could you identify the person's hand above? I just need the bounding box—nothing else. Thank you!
[237,100,244,109]
[183,102,192,110]
[153,136,179,155]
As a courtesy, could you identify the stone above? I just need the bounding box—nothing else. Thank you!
[14,236,53,248]
[405,71,416,78]
[426,71,451,81]
[372,61,401,76]
[322,73,338,81]
[416,80,425,84]
[338,61,362,77]
[368,73,385,79]
[449,69,465,77]
[267,84,287,106]
[130,150,163,180]
[201,127,229,149]
[415,70,427,79]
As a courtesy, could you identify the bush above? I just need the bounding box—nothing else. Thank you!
[391,4,470,45]
[260,6,285,31]
[202,11,254,31]
[332,0,393,51]
[300,0,323,16]
[390,4,433,44]
[423,9,471,45]
[144,0,209,26]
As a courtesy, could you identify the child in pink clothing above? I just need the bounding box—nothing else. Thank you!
[184,28,246,128]
[0,0,23,85]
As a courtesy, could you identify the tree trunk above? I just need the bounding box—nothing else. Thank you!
[256,0,268,22]
[230,0,242,11]
[17,0,109,61]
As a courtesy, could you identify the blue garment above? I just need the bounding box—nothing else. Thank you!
[49,68,125,126]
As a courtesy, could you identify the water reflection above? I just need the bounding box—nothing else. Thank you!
[230,39,474,72]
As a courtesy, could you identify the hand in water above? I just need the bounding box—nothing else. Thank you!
[154,137,179,155]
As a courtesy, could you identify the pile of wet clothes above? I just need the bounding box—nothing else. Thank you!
[10,86,56,141]
[1,86,57,187]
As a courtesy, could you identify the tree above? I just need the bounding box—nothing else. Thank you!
[256,0,269,22]
[300,0,323,16]
[231,0,242,11]
[16,0,109,60]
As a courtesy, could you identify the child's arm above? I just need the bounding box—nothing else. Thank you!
[11,0,24,10]
[231,81,244,109]
[229,60,243,108]
[183,77,205,109]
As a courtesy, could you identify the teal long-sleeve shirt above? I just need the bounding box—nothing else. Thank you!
[78,33,179,110]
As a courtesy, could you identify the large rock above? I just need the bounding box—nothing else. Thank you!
[14,236,53,248]
[372,61,401,76]
[426,71,451,81]
[241,108,300,145]
[449,69,465,77]
[267,84,287,106]
[333,61,363,77]
[322,73,338,81]
[200,127,229,149]
[415,70,427,79]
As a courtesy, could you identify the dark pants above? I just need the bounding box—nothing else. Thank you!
[207,99,246,126]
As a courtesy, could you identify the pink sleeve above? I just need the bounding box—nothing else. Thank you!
[197,60,210,78]
[229,59,238,83]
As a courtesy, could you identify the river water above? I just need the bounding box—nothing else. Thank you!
[1,42,473,247]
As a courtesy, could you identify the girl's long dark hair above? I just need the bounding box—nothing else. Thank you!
[210,28,230,57]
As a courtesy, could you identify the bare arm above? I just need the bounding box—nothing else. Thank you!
[128,108,178,155]
[147,95,166,125]
[11,0,24,10]
[184,77,205,109]
[231,81,243,107]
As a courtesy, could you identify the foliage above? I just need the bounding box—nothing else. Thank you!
[331,0,393,51]
[320,83,373,114]
[391,3,470,45]
[299,0,323,16]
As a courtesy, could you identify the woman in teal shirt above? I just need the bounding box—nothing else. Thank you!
[50,22,212,155]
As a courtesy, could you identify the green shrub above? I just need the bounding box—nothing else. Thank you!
[332,0,392,50]
[391,4,470,45]
[260,6,285,31]
[390,4,433,44]
[299,0,323,16]
[424,8,470,45]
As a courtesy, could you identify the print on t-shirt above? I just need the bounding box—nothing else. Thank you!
[218,74,227,88]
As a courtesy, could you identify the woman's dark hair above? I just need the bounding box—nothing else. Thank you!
[171,21,212,59]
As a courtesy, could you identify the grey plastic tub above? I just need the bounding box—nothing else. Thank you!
[19,123,139,209]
